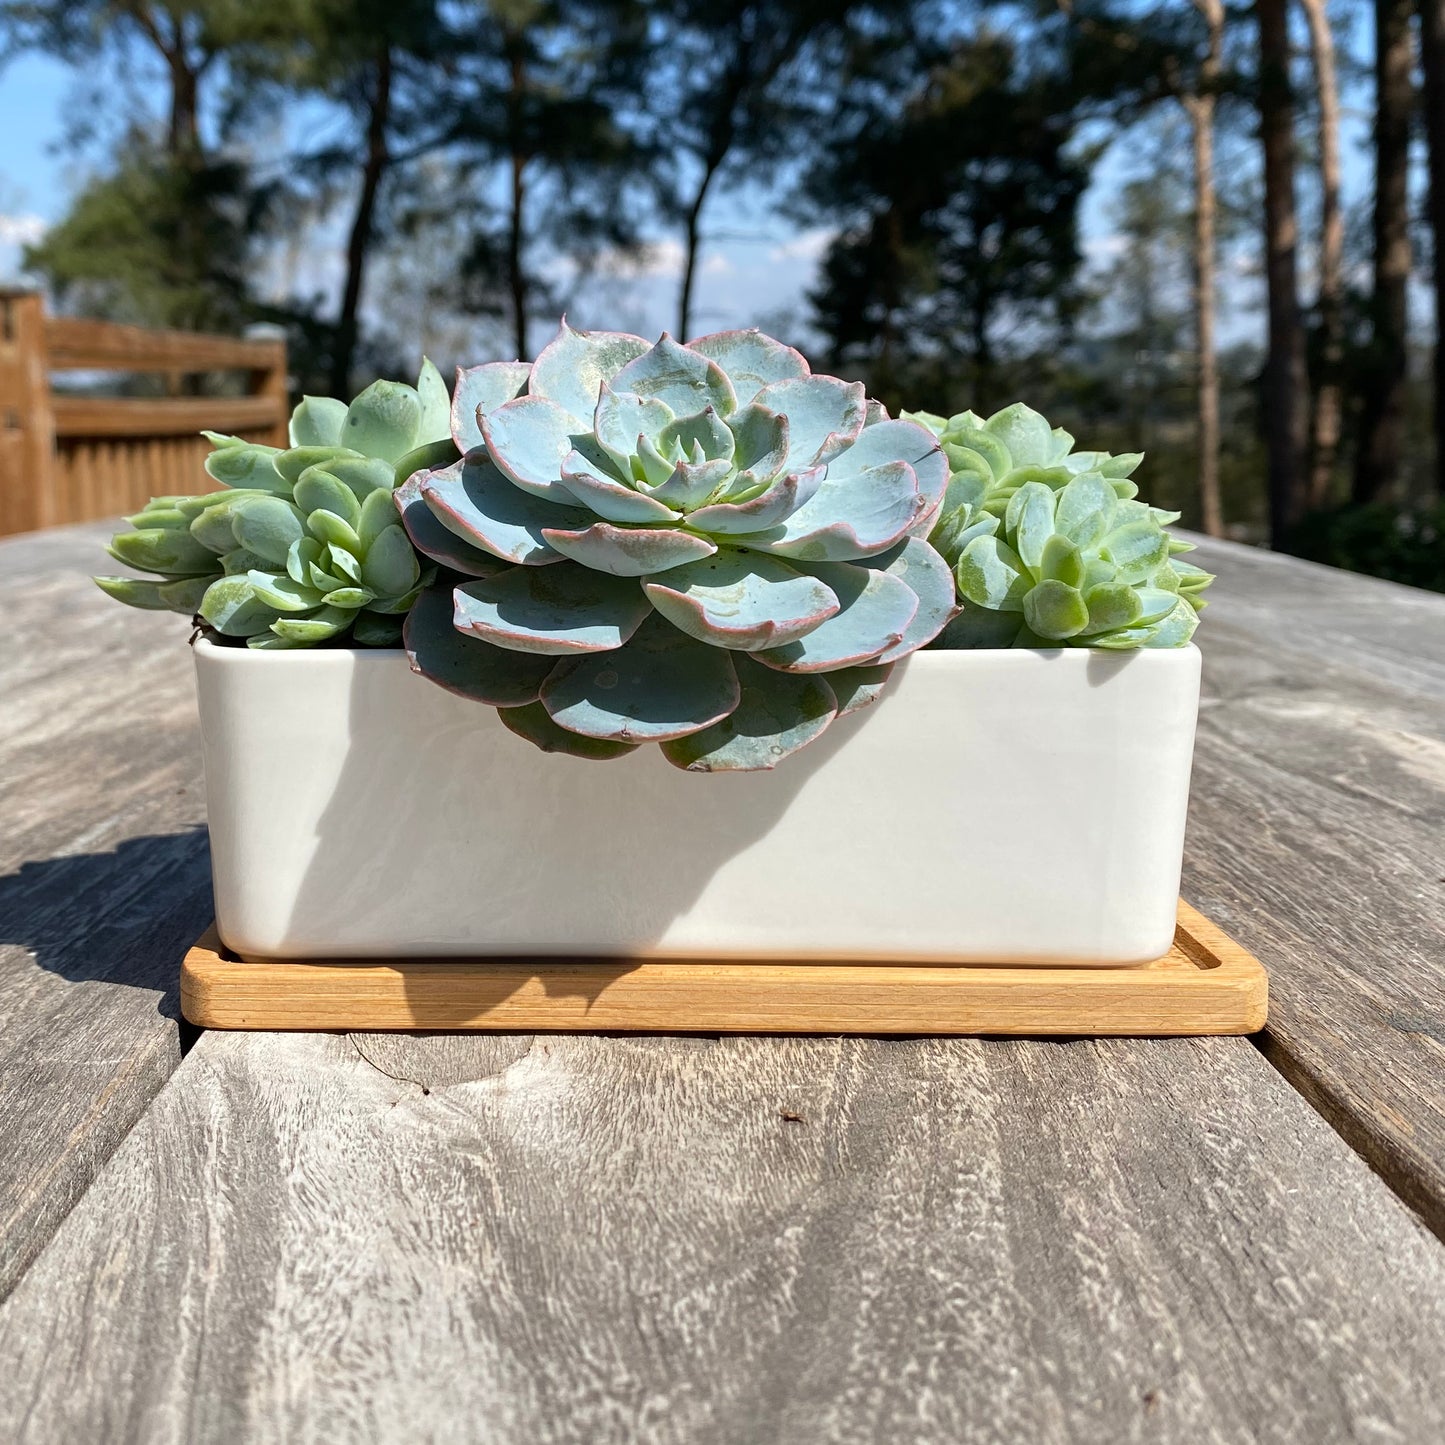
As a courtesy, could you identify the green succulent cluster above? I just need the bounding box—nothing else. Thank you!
[96,364,457,648]
[906,403,1213,648]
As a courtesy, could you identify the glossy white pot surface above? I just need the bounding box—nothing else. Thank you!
[195,640,1201,964]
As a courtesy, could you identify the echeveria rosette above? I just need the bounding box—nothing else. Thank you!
[96,362,457,648]
[400,322,956,771]
[918,404,1214,649]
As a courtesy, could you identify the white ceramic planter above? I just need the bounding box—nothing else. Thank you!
[194,640,1201,965]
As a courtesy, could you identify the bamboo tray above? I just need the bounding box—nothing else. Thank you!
[180,900,1267,1036]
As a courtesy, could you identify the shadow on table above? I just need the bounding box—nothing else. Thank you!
[0,827,213,1021]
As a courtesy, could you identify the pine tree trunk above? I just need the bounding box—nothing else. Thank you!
[331,46,393,397]
[678,161,721,341]
[1300,0,1345,507]
[1422,0,1445,494]
[1354,0,1414,504]
[1186,0,1225,538]
[507,45,530,361]
[1256,0,1310,547]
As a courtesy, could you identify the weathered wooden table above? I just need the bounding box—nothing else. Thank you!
[2,521,1443,1442]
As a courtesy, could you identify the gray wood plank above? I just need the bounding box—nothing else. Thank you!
[0,521,211,1298]
[0,1029,1442,1444]
[1178,537,1445,1236]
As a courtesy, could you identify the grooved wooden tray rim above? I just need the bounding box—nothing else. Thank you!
[180,901,1267,1036]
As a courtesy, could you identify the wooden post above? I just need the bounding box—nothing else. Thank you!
[0,289,57,537]
[250,336,290,450]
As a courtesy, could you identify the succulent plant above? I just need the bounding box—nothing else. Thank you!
[909,403,1213,648]
[96,363,456,648]
[399,322,956,770]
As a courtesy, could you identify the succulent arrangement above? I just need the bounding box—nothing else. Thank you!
[907,403,1213,649]
[95,363,457,648]
[96,326,1212,772]
[397,322,956,770]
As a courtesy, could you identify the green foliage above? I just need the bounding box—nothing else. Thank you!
[23,138,256,331]
[804,33,1090,412]
[1291,503,1445,594]
[915,403,1213,648]
[94,362,455,648]
[400,323,957,771]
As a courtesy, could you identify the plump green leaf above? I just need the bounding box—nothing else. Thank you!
[1022,579,1089,640]
[341,380,423,462]
[108,526,218,577]
[289,396,347,449]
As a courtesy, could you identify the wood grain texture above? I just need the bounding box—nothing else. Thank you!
[1183,535,1445,1237]
[1,1028,1443,1443]
[180,902,1267,1036]
[0,521,211,1298]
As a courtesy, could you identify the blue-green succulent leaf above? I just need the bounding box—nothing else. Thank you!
[423,454,589,566]
[661,655,836,772]
[540,521,717,577]
[403,586,551,704]
[686,329,810,406]
[393,469,510,577]
[870,538,957,664]
[592,385,675,471]
[540,614,741,742]
[453,562,649,655]
[482,395,588,501]
[645,457,731,510]
[643,547,840,650]
[755,562,919,673]
[499,703,638,760]
[823,661,895,716]
[741,460,926,562]
[528,320,649,422]
[557,447,678,523]
[451,360,531,452]
[659,405,733,463]
[685,465,823,535]
[610,333,737,417]
[724,402,789,487]
[752,375,865,471]
[392,438,459,491]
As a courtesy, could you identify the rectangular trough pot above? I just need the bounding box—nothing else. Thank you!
[194,639,1202,965]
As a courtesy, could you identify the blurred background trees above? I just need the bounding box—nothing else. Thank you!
[1,0,1443,587]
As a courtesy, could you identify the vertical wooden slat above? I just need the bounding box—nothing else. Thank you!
[3,296,288,534]
[0,290,58,536]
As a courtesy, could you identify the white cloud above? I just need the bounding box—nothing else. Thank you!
[767,229,834,264]
[0,213,45,246]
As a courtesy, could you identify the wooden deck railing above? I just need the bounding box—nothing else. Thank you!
[0,290,288,537]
